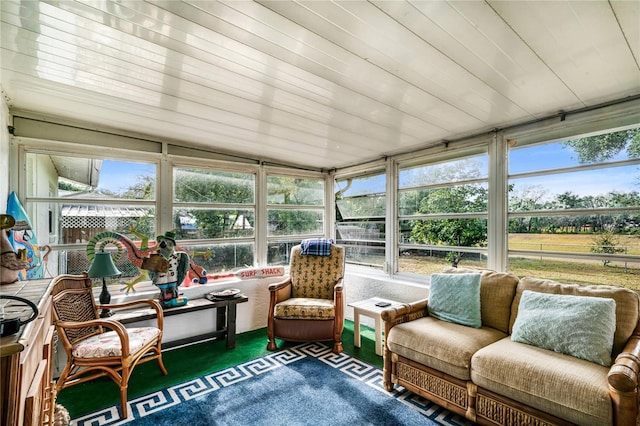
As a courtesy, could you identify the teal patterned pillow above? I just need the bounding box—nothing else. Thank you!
[428,273,482,328]
[511,290,616,366]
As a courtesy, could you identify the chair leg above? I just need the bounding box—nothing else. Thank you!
[158,356,168,375]
[119,365,131,419]
[120,385,128,419]
[156,346,168,375]
[332,340,343,354]
[267,338,278,351]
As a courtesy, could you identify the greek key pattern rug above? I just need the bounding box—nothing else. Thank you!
[71,342,470,425]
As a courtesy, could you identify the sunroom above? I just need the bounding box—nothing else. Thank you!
[0,1,639,425]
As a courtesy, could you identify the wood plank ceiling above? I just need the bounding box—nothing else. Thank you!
[1,1,639,170]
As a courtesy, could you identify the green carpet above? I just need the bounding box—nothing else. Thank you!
[57,320,382,418]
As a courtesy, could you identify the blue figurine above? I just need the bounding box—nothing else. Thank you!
[148,231,189,308]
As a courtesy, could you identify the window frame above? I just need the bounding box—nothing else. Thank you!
[395,145,491,277]
[13,138,331,287]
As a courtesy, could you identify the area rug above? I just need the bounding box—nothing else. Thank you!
[71,342,471,425]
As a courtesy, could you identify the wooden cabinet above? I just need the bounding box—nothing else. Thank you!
[0,279,54,426]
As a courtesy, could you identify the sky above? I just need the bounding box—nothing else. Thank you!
[95,142,638,200]
[509,141,637,198]
[96,161,156,195]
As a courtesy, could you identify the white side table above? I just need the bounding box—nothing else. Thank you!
[348,297,403,356]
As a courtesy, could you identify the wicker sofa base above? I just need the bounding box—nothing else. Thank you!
[392,355,574,426]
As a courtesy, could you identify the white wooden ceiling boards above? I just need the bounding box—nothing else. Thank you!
[1,1,639,170]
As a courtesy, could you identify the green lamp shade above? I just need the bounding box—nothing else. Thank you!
[88,252,122,278]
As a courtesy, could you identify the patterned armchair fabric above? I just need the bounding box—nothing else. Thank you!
[290,245,345,299]
[267,244,345,353]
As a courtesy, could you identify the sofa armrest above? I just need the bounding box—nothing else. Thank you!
[381,298,428,325]
[609,322,640,392]
[608,321,640,426]
[381,298,429,392]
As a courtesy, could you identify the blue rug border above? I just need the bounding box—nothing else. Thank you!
[70,342,470,425]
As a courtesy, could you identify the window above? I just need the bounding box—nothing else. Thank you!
[507,126,640,289]
[172,167,256,274]
[398,153,489,275]
[22,152,157,283]
[335,171,386,268]
[266,173,325,265]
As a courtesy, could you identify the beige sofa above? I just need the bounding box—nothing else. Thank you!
[382,268,640,426]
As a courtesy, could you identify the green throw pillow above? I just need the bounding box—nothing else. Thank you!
[428,273,482,328]
[511,290,616,366]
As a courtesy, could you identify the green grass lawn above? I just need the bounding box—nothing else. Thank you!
[400,233,640,291]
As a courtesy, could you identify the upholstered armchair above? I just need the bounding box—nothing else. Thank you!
[267,243,345,353]
[50,273,167,419]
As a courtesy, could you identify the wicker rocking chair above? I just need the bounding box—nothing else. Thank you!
[50,273,167,419]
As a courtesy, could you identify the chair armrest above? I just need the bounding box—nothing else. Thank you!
[55,318,133,357]
[268,277,292,302]
[268,276,292,292]
[97,299,164,330]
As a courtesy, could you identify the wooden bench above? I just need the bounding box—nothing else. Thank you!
[112,295,249,349]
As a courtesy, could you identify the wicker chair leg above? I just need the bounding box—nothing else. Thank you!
[120,385,128,419]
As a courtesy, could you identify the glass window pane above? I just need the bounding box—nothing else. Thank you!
[399,183,488,216]
[267,240,304,265]
[60,203,156,244]
[173,208,254,240]
[335,173,386,197]
[507,128,640,291]
[510,127,640,174]
[399,247,488,274]
[336,196,385,219]
[399,155,488,188]
[336,172,386,267]
[507,255,640,290]
[509,165,640,212]
[344,244,385,267]
[267,176,324,205]
[337,221,384,244]
[27,154,156,200]
[401,218,488,252]
[179,242,254,275]
[267,209,324,236]
[174,168,254,204]
[509,216,640,253]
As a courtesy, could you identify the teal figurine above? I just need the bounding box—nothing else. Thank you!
[148,231,189,308]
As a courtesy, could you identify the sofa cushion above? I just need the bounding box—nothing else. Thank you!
[510,277,639,357]
[428,273,481,328]
[471,338,611,426]
[386,316,506,380]
[511,290,616,366]
[442,267,519,334]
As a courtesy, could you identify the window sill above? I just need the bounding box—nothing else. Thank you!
[95,275,245,305]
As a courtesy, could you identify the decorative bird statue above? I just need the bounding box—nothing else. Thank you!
[147,231,189,308]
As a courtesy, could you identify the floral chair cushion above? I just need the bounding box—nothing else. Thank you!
[71,327,161,358]
[289,245,345,299]
[274,298,336,320]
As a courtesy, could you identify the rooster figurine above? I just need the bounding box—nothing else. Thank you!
[1,214,30,285]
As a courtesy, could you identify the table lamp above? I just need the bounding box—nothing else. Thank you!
[87,251,121,317]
